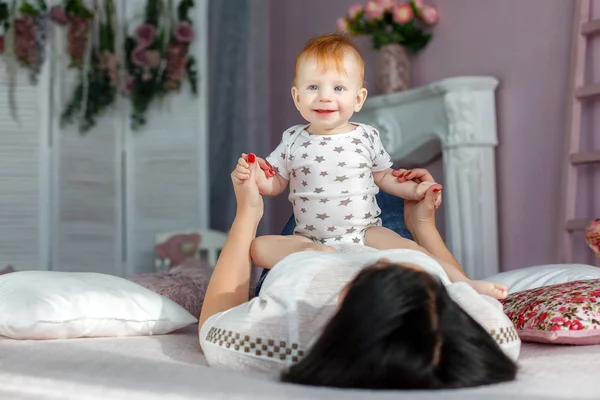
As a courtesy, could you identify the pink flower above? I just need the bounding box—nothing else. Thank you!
[131,46,147,67]
[122,75,135,96]
[145,50,161,68]
[50,5,69,26]
[412,0,425,9]
[420,5,439,25]
[571,297,588,303]
[336,17,348,33]
[134,24,157,48]
[347,4,363,19]
[166,43,188,81]
[364,0,384,20]
[377,0,396,10]
[174,22,195,43]
[570,320,584,330]
[537,312,549,323]
[550,324,562,331]
[393,3,413,24]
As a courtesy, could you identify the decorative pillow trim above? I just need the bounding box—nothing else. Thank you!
[489,325,520,346]
[205,327,305,362]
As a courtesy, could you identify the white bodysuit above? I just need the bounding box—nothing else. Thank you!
[266,123,393,245]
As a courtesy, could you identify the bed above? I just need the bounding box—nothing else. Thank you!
[1,76,599,400]
[1,325,599,400]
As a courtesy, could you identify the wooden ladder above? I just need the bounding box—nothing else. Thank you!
[558,0,600,263]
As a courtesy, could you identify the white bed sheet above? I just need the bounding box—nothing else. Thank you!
[0,325,599,400]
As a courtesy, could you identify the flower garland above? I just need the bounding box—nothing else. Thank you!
[0,0,50,120]
[6,0,50,83]
[51,0,120,133]
[0,0,198,133]
[123,0,197,130]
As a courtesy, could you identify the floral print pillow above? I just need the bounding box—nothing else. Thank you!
[501,279,600,344]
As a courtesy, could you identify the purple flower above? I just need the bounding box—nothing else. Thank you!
[50,6,69,26]
[173,22,195,43]
[131,46,147,67]
[134,24,157,48]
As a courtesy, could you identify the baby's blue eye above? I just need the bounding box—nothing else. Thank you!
[334,86,345,92]
[308,85,318,90]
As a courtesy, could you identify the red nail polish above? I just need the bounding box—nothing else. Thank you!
[248,153,256,163]
[433,188,441,192]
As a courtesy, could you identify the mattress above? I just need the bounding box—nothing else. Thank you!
[0,325,599,400]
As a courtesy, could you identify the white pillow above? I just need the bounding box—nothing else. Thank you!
[0,271,197,340]
[486,264,600,294]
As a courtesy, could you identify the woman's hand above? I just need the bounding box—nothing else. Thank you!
[231,153,264,221]
[393,168,442,234]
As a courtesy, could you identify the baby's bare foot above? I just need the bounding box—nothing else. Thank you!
[467,280,508,300]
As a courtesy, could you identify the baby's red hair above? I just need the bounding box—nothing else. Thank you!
[294,34,365,86]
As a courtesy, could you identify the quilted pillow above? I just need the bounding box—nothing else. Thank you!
[501,279,600,344]
[128,259,213,317]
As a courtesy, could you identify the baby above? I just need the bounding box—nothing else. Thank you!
[234,34,507,299]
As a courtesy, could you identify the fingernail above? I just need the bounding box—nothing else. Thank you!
[248,153,256,163]
[265,161,272,168]
[433,188,441,193]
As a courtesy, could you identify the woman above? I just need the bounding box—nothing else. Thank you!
[199,154,518,390]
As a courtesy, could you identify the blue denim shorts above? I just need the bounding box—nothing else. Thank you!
[254,189,413,296]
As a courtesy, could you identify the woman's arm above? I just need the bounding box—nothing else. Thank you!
[412,223,465,277]
[199,155,264,328]
[198,211,258,327]
[398,168,467,278]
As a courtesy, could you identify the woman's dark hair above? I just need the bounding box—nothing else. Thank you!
[281,263,517,390]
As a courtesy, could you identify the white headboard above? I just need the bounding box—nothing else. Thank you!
[354,76,500,280]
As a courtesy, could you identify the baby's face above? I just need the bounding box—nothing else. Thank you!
[292,53,367,135]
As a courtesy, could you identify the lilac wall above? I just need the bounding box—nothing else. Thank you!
[266,0,600,271]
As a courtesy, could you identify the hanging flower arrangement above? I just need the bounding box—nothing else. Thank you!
[123,0,197,130]
[0,0,199,133]
[51,0,120,133]
[7,0,50,84]
[0,0,50,121]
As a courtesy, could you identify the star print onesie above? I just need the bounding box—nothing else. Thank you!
[265,123,393,245]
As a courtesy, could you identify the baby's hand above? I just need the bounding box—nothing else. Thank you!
[415,181,438,201]
[414,181,442,208]
[240,153,274,195]
[233,156,253,183]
